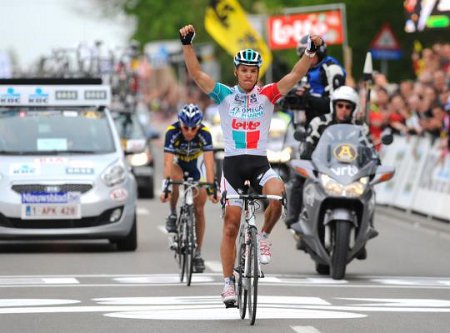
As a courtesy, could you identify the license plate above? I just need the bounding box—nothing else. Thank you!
[21,204,81,219]
[21,192,81,220]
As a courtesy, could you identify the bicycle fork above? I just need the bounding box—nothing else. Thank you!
[243,210,263,283]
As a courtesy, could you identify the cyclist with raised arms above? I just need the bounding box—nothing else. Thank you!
[179,24,324,304]
[160,103,218,273]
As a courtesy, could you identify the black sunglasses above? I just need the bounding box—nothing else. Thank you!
[336,102,353,110]
[181,125,199,132]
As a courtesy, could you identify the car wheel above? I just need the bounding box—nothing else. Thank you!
[115,214,137,251]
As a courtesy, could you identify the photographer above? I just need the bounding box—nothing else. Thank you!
[284,35,346,230]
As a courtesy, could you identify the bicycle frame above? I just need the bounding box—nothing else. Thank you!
[223,189,284,325]
[241,199,262,281]
[166,178,216,286]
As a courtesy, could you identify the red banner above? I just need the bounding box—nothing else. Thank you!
[267,10,344,50]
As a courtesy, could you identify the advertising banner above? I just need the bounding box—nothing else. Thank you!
[267,10,344,50]
[376,136,408,205]
[392,136,431,209]
[412,141,450,220]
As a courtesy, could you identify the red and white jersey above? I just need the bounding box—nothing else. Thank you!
[208,82,283,157]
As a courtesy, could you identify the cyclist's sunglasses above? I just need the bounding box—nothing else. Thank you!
[181,124,199,132]
[335,102,354,110]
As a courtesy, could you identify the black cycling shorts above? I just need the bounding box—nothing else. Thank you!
[222,155,272,194]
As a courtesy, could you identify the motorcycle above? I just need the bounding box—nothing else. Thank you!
[289,124,395,279]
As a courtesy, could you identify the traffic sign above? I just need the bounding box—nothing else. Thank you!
[370,23,402,60]
[371,23,401,50]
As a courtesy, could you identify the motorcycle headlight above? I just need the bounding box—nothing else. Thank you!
[267,147,292,163]
[320,174,368,198]
[127,150,151,167]
[102,161,127,187]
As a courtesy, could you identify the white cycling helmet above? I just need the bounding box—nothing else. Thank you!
[331,86,359,115]
[233,49,262,68]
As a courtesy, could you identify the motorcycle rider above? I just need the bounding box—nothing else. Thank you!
[291,86,374,258]
[285,35,346,229]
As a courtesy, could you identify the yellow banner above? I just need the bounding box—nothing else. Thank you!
[204,0,272,77]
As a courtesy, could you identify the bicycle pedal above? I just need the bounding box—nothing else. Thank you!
[224,301,237,308]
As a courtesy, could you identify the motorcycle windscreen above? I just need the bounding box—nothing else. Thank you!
[311,124,378,184]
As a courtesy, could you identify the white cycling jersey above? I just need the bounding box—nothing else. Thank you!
[208,82,283,157]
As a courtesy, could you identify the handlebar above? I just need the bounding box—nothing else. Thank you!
[224,193,284,201]
[167,180,214,187]
[164,178,218,200]
[221,190,287,210]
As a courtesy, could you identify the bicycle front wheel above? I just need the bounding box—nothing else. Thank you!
[237,229,247,319]
[185,208,195,286]
[247,227,259,325]
[178,217,186,283]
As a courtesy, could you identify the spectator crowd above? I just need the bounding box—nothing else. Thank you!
[360,42,450,157]
[134,41,450,158]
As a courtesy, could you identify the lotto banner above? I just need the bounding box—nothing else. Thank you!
[267,10,345,50]
[205,0,272,77]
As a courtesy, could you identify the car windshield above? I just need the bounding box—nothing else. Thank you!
[0,107,115,154]
[112,112,145,140]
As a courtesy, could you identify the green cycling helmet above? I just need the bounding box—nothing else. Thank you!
[233,49,262,68]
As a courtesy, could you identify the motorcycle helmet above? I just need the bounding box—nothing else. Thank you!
[296,35,327,62]
[331,86,360,116]
[233,49,262,68]
[178,104,203,127]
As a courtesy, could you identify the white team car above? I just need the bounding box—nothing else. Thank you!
[0,79,138,250]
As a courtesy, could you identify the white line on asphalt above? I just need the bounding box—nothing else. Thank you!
[157,225,167,234]
[291,326,322,333]
[137,207,149,215]
[205,260,222,273]
[0,277,79,285]
[0,274,449,289]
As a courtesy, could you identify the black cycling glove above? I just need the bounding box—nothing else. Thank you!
[179,31,195,45]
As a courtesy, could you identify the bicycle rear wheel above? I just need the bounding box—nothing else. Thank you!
[247,227,259,325]
[237,230,247,319]
[185,209,195,286]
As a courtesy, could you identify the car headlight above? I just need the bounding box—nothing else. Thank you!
[102,161,127,187]
[267,147,292,163]
[320,174,368,198]
[127,151,151,167]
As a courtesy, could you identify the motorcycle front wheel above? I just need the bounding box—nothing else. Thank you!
[330,220,351,280]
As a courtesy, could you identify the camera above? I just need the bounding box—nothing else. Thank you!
[279,77,310,111]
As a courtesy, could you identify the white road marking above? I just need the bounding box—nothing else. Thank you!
[113,275,215,284]
[0,299,80,307]
[205,260,223,273]
[0,277,79,285]
[42,278,79,284]
[157,225,167,234]
[137,207,150,215]
[105,307,364,320]
[291,326,322,333]
[0,274,449,290]
[0,295,450,320]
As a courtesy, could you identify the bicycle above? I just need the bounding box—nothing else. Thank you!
[164,177,216,286]
[221,182,285,325]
